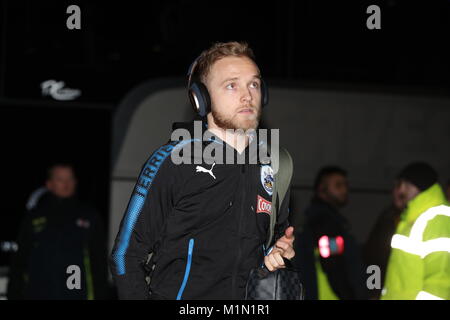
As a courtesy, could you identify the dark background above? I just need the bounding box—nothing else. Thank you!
[2,0,450,102]
[1,0,449,265]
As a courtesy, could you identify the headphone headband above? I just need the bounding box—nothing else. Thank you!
[186,56,200,89]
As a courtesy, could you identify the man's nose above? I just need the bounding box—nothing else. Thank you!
[241,88,252,103]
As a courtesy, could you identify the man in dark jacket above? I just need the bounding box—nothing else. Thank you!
[363,179,406,299]
[293,166,368,300]
[110,41,295,300]
[7,163,108,300]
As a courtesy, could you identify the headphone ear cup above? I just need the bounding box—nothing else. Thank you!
[261,79,269,107]
[189,81,211,117]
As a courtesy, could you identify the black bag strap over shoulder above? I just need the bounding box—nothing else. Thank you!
[266,147,294,249]
[245,147,304,300]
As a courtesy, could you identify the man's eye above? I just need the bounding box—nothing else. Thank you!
[226,83,235,90]
[250,82,260,89]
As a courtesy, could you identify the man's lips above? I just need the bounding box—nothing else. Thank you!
[237,108,254,114]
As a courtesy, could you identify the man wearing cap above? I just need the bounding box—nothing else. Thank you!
[381,162,450,300]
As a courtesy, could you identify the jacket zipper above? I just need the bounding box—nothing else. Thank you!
[176,238,194,300]
[231,163,246,299]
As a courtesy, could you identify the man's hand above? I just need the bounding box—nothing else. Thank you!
[264,226,295,272]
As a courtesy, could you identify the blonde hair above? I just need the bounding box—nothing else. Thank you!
[195,41,256,83]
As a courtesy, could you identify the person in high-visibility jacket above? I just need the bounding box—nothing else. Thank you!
[382,162,450,300]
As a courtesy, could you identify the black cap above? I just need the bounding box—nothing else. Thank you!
[398,162,438,191]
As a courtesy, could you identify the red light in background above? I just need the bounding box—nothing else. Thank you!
[336,236,344,255]
[319,235,330,258]
[318,235,345,258]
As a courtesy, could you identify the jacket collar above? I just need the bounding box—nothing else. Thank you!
[171,121,271,166]
[402,183,448,223]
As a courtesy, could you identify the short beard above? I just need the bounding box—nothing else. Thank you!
[328,193,348,209]
[320,188,348,209]
[212,107,261,131]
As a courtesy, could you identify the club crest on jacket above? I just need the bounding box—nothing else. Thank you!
[260,165,274,196]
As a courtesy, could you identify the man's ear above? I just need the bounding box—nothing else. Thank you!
[45,180,52,190]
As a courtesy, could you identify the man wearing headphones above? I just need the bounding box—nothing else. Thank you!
[110,42,295,300]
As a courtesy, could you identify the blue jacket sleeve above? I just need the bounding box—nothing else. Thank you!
[109,144,180,300]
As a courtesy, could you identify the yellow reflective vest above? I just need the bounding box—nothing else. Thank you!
[382,183,450,300]
[315,251,339,300]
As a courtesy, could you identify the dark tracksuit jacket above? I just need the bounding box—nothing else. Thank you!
[7,194,108,300]
[293,197,368,300]
[110,123,291,300]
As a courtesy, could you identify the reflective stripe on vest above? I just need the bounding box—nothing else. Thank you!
[391,205,450,258]
[409,205,450,241]
[391,235,450,258]
[416,291,444,300]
